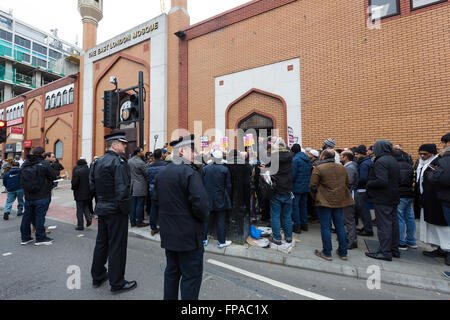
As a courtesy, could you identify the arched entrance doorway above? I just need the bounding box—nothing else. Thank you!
[238,112,274,140]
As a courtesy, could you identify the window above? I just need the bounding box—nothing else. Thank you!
[369,0,400,19]
[13,107,17,119]
[14,35,31,48]
[411,0,448,9]
[32,42,47,55]
[69,88,74,104]
[49,49,62,60]
[0,29,12,42]
[16,51,30,63]
[20,105,24,117]
[62,90,68,105]
[56,92,61,107]
[55,140,63,159]
[51,94,56,109]
[6,109,9,120]
[32,56,47,68]
[45,96,50,110]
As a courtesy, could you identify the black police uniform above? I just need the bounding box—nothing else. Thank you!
[90,133,133,291]
[152,135,209,300]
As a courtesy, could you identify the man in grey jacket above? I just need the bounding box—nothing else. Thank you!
[128,147,149,228]
[340,151,359,249]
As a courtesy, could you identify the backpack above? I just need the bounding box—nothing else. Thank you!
[20,162,47,194]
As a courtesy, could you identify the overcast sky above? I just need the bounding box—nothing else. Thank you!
[0,0,250,47]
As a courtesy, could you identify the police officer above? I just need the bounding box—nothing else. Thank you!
[153,134,209,300]
[90,132,137,293]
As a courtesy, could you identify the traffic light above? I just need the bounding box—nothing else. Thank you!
[0,121,6,143]
[102,90,119,129]
[119,93,140,125]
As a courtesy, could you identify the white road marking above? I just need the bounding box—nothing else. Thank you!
[2,252,12,256]
[48,226,57,230]
[77,235,84,237]
[207,259,334,300]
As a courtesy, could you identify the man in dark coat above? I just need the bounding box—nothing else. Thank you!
[152,135,209,300]
[291,144,312,233]
[202,149,232,248]
[71,158,92,231]
[422,139,450,266]
[90,132,136,294]
[354,145,374,237]
[128,147,149,228]
[146,148,168,235]
[365,140,400,261]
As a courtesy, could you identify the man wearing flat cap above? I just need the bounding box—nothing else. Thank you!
[152,134,209,300]
[90,132,137,293]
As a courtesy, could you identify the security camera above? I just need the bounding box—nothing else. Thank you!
[109,76,117,85]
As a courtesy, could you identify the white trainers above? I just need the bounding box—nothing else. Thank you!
[203,239,208,246]
[217,240,232,248]
[407,244,418,249]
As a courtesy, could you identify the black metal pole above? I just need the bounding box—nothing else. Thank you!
[138,71,144,149]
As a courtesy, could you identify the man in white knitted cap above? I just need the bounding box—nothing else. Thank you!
[322,138,341,164]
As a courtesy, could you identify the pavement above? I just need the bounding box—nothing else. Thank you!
[1,180,450,295]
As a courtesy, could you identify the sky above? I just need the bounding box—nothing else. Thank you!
[0,0,250,47]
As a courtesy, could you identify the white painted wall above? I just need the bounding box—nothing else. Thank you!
[214,58,302,144]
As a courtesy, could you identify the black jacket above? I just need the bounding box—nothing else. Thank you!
[89,150,131,216]
[396,157,414,199]
[428,148,450,208]
[270,149,293,194]
[19,155,57,201]
[226,157,252,211]
[71,159,91,201]
[202,163,232,212]
[366,141,400,206]
[153,162,209,252]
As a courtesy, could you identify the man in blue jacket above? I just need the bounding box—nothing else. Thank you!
[147,149,168,235]
[291,144,311,233]
[2,161,23,220]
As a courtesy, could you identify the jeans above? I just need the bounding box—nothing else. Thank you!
[397,198,416,246]
[317,206,347,257]
[20,197,51,241]
[129,196,145,225]
[4,189,24,214]
[149,191,159,231]
[292,192,308,227]
[443,206,450,227]
[355,191,373,233]
[270,192,293,242]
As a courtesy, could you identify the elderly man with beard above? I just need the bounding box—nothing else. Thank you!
[423,138,450,266]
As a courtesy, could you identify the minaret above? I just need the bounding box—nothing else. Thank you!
[78,0,103,50]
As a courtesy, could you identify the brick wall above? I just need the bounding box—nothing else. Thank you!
[183,0,450,159]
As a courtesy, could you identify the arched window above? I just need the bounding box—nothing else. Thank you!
[62,90,68,105]
[6,109,9,121]
[56,92,61,107]
[51,94,56,109]
[69,88,74,104]
[13,107,17,119]
[20,105,24,117]
[45,96,50,110]
[55,140,63,159]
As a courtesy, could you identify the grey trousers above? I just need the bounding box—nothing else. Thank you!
[343,205,357,245]
[374,204,400,259]
[355,191,373,233]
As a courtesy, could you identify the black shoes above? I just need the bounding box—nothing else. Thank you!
[347,242,358,250]
[75,227,84,231]
[3,212,9,220]
[392,251,401,258]
[151,228,159,236]
[365,252,392,261]
[111,280,137,294]
[301,224,309,232]
[137,223,150,228]
[293,226,302,234]
[93,274,109,288]
[86,220,92,227]
[357,230,374,237]
[423,248,446,258]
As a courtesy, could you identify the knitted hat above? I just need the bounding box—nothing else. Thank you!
[419,144,438,155]
[323,138,336,149]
